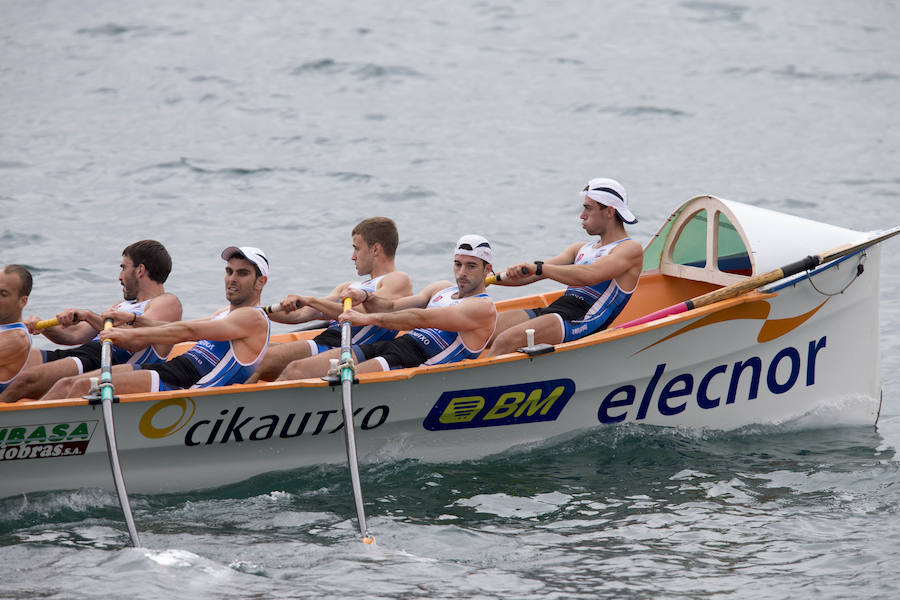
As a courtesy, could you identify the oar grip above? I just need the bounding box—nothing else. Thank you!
[781,255,821,278]
[486,266,529,286]
[35,318,60,330]
[343,297,353,311]
[264,299,303,314]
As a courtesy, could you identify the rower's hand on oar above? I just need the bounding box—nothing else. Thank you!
[339,287,367,306]
[56,308,83,327]
[101,309,138,327]
[23,315,43,334]
[338,308,370,326]
[99,327,139,351]
[279,294,306,313]
[502,263,535,281]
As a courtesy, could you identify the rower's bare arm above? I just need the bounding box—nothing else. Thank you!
[100,308,261,347]
[496,243,582,286]
[540,240,643,287]
[40,309,100,345]
[365,296,494,333]
[269,284,345,324]
[349,280,448,313]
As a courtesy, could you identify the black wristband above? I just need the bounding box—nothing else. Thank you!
[534,260,544,276]
[363,289,370,302]
[129,312,137,326]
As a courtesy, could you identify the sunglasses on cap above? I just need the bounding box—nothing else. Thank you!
[583,184,626,202]
[457,242,491,251]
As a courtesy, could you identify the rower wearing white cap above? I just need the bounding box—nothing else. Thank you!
[485,177,644,357]
[43,246,271,399]
[276,235,497,379]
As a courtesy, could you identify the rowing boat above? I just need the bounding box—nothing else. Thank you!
[0,195,892,499]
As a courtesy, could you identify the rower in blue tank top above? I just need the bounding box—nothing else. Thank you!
[486,177,645,356]
[406,286,493,365]
[148,308,271,391]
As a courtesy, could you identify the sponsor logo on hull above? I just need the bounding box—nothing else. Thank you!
[424,379,575,430]
[140,399,390,446]
[0,420,98,462]
[599,336,827,423]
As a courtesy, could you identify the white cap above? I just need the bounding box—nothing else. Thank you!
[454,234,493,264]
[580,177,637,224]
[221,246,269,277]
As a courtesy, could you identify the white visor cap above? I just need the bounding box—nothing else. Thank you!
[580,177,637,224]
[454,234,493,264]
[221,246,269,277]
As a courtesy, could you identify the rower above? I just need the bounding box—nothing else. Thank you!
[485,177,644,357]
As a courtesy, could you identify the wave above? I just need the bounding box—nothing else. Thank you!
[290,58,425,81]
[573,104,691,118]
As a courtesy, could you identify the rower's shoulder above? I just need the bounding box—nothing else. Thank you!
[147,291,183,320]
[379,270,413,296]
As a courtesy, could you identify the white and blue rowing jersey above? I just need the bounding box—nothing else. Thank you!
[406,286,494,365]
[0,322,31,393]
[324,275,398,344]
[93,298,167,365]
[563,238,636,326]
[179,308,271,388]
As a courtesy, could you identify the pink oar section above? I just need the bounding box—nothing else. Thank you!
[617,303,690,329]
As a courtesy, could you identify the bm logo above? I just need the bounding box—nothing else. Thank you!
[423,379,575,431]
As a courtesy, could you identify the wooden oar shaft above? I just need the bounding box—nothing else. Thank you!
[688,255,819,310]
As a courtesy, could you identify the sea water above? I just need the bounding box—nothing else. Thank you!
[2,1,900,598]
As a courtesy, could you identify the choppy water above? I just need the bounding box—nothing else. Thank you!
[2,1,900,598]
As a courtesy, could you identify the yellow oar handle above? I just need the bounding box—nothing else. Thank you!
[343,297,353,311]
[35,318,60,330]
[486,266,529,286]
[103,317,114,331]
[34,312,83,330]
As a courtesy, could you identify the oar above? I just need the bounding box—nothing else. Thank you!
[34,313,80,330]
[485,267,529,286]
[35,318,60,330]
[619,225,900,329]
[338,297,374,544]
[263,300,330,331]
[97,318,142,548]
[263,300,299,314]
